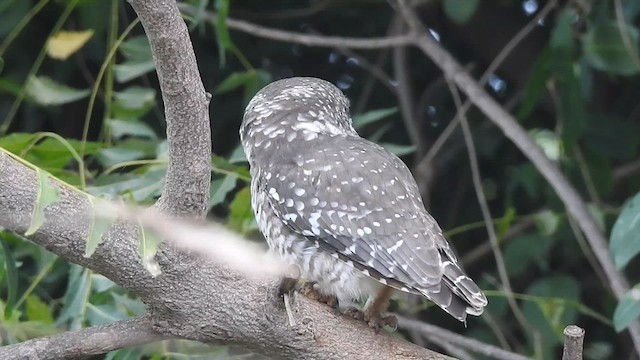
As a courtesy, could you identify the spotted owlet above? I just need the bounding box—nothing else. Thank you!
[240,77,487,326]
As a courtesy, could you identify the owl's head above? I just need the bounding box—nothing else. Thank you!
[240,77,357,163]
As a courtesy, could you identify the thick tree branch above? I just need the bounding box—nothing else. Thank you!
[394,0,640,353]
[129,0,212,218]
[0,316,170,360]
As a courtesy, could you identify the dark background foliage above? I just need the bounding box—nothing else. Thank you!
[0,0,639,358]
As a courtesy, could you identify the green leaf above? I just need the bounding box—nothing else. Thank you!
[0,234,18,318]
[119,36,152,61]
[534,209,561,236]
[550,10,586,151]
[84,198,117,257]
[352,107,398,129]
[214,0,231,67]
[496,207,517,240]
[138,225,162,277]
[518,49,551,120]
[228,186,256,235]
[215,70,257,94]
[504,234,553,277]
[522,276,580,345]
[25,170,60,236]
[228,145,247,164]
[107,119,157,140]
[582,20,640,75]
[114,37,155,82]
[243,70,272,104]
[25,76,90,106]
[26,295,53,323]
[89,169,166,203]
[96,147,146,168]
[112,87,156,119]
[114,60,156,83]
[443,0,479,24]
[529,129,563,161]
[613,284,640,332]
[610,191,640,269]
[0,133,37,153]
[209,174,238,209]
[56,265,91,330]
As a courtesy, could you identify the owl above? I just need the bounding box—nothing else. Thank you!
[240,77,487,327]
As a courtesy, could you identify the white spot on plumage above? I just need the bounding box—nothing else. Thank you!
[294,188,306,196]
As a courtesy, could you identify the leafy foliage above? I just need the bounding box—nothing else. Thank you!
[0,0,639,358]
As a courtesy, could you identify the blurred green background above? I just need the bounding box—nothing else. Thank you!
[0,0,639,359]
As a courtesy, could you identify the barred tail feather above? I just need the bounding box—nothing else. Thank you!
[419,259,487,322]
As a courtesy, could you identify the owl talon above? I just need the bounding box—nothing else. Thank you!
[366,314,397,333]
[299,282,338,308]
[343,307,365,321]
[277,264,301,298]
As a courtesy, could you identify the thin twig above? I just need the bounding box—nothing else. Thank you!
[415,0,557,175]
[0,316,171,359]
[444,76,543,357]
[614,0,640,71]
[396,315,530,360]
[562,325,585,360]
[614,158,640,181]
[354,16,400,114]
[179,3,414,50]
[393,21,424,156]
[393,0,640,352]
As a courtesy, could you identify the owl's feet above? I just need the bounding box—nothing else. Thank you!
[299,282,339,308]
[277,264,301,298]
[343,307,397,333]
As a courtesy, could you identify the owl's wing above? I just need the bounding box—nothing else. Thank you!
[261,135,449,291]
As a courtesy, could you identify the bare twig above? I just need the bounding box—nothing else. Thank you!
[239,0,335,20]
[394,0,640,352]
[415,0,557,176]
[614,0,640,71]
[562,325,585,360]
[0,316,171,360]
[614,158,640,181]
[396,315,530,360]
[393,23,424,156]
[354,16,401,114]
[444,76,543,356]
[179,3,413,49]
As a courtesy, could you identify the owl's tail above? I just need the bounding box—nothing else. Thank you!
[418,257,487,323]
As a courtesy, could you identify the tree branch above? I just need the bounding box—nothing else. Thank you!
[178,3,413,49]
[562,325,585,360]
[394,0,640,353]
[0,316,170,360]
[129,0,212,218]
[396,315,530,360]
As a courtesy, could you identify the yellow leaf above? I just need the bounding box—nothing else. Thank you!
[46,30,94,60]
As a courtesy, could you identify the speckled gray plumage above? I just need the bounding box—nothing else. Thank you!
[240,77,487,321]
